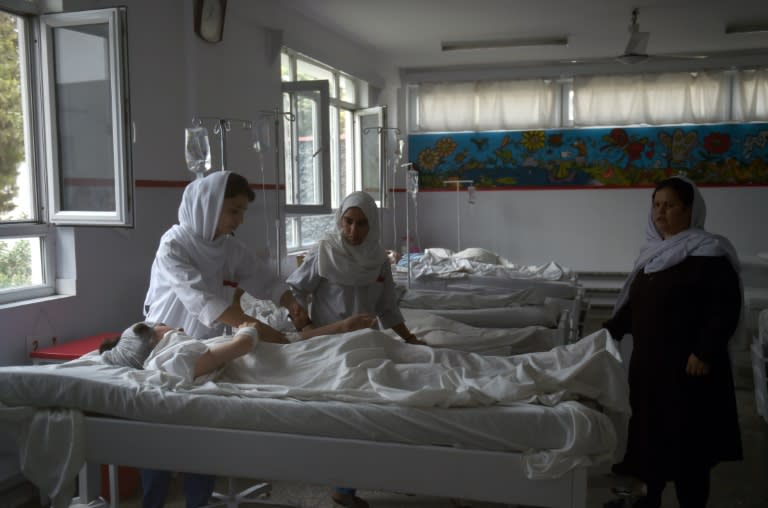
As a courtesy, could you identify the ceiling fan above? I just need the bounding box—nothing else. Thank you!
[613,8,707,64]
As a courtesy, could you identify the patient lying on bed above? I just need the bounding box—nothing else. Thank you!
[100,313,378,381]
[99,320,629,416]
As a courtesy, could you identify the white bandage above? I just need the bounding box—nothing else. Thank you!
[236,326,260,350]
[285,332,303,343]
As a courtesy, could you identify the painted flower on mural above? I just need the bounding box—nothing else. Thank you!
[434,136,457,157]
[703,132,731,154]
[417,147,441,171]
[548,134,563,147]
[416,136,458,173]
[521,130,546,152]
[659,129,697,166]
[601,128,649,170]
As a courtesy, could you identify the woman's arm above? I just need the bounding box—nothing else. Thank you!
[192,325,258,377]
[216,293,287,343]
[297,313,378,340]
[391,322,426,345]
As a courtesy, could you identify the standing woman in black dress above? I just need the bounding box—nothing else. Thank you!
[604,176,743,508]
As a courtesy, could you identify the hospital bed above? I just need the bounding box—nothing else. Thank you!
[397,287,582,345]
[392,248,585,337]
[0,330,629,508]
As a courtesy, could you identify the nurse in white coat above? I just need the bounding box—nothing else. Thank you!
[141,171,284,508]
[144,171,285,342]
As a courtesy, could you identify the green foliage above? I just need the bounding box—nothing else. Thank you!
[0,239,32,288]
[0,12,24,213]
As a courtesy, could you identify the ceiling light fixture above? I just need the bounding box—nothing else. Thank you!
[441,36,568,52]
[725,24,768,35]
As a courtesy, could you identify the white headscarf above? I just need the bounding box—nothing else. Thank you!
[102,322,156,369]
[143,171,231,314]
[178,171,229,241]
[316,191,388,286]
[613,175,740,313]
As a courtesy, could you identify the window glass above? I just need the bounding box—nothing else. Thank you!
[0,12,34,224]
[280,52,292,81]
[286,89,324,206]
[0,237,43,291]
[41,8,131,226]
[339,74,356,103]
[296,58,336,97]
[52,22,116,212]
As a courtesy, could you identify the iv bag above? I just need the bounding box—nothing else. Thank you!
[406,168,419,195]
[468,185,477,204]
[395,139,405,160]
[185,127,211,178]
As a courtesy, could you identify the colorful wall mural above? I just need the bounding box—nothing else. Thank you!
[408,123,768,189]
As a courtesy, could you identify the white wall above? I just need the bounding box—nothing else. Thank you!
[397,186,767,272]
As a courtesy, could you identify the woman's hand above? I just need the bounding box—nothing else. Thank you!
[686,353,710,376]
[404,334,427,346]
[255,322,289,344]
[342,313,377,332]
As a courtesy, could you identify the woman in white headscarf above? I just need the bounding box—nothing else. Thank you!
[283,191,422,508]
[603,176,742,508]
[141,171,286,508]
[284,191,422,346]
[144,171,285,342]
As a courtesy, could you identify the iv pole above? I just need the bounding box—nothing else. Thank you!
[258,108,295,278]
[443,179,473,252]
[192,116,253,172]
[361,126,401,251]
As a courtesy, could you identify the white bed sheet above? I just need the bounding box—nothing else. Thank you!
[0,331,628,500]
[394,248,574,282]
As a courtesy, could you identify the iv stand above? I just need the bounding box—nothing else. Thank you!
[192,116,253,172]
[402,162,415,289]
[258,107,296,278]
[443,179,473,252]
[362,126,401,250]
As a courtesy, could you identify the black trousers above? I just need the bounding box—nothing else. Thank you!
[637,466,711,508]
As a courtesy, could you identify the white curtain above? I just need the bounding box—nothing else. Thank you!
[733,69,768,121]
[476,80,559,130]
[573,71,731,126]
[417,82,476,132]
[417,79,559,132]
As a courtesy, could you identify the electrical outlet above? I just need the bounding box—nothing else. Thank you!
[25,335,57,360]
[26,335,45,358]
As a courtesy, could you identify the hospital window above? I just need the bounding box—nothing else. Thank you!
[281,49,384,252]
[0,7,131,305]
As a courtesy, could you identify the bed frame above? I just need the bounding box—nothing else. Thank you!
[76,416,588,508]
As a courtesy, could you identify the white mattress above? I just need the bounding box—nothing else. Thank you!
[393,272,580,299]
[0,331,628,480]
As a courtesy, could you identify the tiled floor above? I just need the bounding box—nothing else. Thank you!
[8,348,768,508]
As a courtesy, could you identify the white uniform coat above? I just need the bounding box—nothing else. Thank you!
[286,249,404,329]
[286,191,404,330]
[143,172,279,339]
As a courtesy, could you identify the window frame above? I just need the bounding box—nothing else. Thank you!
[354,106,387,207]
[282,79,332,216]
[0,6,131,306]
[281,49,373,254]
[39,8,133,226]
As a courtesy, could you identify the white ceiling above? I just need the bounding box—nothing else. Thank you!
[281,0,768,73]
